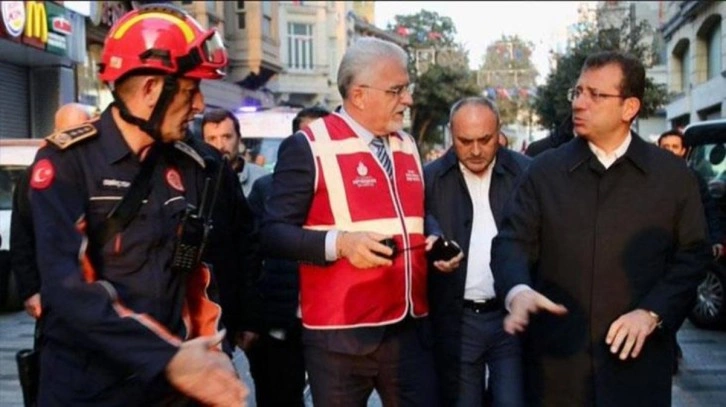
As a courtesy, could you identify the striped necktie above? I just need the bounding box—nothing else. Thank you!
[371,137,393,178]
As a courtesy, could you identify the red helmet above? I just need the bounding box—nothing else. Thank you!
[99,4,227,82]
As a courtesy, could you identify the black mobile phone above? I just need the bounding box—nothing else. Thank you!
[428,237,462,262]
[377,238,398,260]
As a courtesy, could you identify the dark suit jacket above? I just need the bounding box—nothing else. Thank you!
[261,133,401,355]
[491,135,710,406]
[424,147,530,405]
[247,173,300,331]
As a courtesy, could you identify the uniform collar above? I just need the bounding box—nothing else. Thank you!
[99,107,135,164]
[566,132,650,174]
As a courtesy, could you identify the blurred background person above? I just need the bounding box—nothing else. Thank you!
[11,103,91,319]
[657,128,723,374]
[244,106,330,407]
[202,109,268,197]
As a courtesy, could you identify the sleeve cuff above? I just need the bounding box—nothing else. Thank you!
[505,284,534,312]
[325,230,339,262]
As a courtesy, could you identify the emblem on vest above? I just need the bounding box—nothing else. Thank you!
[405,169,421,183]
[352,161,377,188]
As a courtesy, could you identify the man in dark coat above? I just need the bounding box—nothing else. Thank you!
[657,128,723,373]
[491,51,710,406]
[425,97,530,406]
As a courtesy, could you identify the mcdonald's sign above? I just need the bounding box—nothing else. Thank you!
[23,1,48,49]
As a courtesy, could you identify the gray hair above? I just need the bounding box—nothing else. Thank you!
[448,96,501,129]
[337,37,408,99]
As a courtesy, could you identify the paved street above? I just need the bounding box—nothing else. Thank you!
[0,309,724,406]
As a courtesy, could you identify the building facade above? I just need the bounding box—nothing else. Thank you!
[179,0,282,111]
[596,0,669,140]
[267,1,348,109]
[662,1,724,128]
[0,0,87,139]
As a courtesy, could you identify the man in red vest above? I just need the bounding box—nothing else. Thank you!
[261,37,439,406]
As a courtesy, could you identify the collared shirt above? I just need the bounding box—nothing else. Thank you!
[324,107,391,261]
[587,133,632,169]
[459,159,497,301]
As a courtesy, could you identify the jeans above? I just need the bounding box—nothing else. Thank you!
[457,309,524,407]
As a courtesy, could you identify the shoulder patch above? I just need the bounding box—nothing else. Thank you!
[174,141,206,168]
[46,123,98,150]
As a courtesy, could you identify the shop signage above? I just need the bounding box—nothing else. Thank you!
[52,16,72,36]
[0,1,25,40]
[23,1,48,49]
[45,1,70,56]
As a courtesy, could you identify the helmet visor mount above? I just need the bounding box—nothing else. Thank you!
[173,28,227,78]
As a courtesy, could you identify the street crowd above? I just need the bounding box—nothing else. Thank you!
[9,4,715,407]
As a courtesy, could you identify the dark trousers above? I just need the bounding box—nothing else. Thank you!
[458,309,524,407]
[246,326,306,407]
[303,318,438,407]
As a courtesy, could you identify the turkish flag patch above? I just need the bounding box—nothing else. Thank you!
[165,168,185,192]
[30,159,55,190]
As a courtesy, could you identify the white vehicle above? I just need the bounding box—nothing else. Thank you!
[236,107,301,172]
[0,139,43,310]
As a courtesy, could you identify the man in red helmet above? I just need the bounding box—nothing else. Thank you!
[28,4,248,405]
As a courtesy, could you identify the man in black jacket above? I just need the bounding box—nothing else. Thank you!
[244,106,330,406]
[658,129,723,258]
[492,51,709,406]
[657,128,723,373]
[425,97,529,406]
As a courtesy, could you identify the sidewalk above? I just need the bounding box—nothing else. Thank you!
[1,310,725,406]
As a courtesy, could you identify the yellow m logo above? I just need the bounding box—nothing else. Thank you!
[25,1,47,43]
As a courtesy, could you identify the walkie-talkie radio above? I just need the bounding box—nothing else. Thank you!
[170,157,226,274]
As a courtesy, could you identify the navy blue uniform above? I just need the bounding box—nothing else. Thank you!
[30,108,223,405]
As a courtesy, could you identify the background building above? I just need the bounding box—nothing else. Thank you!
[267,1,348,109]
[596,0,669,140]
[662,0,725,128]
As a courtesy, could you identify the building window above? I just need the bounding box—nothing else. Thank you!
[181,0,193,4]
[287,23,313,72]
[235,1,245,30]
[707,23,722,80]
[673,39,690,93]
[262,1,272,38]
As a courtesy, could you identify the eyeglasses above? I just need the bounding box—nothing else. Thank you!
[567,87,626,103]
[359,83,414,98]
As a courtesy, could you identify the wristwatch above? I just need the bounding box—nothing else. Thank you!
[646,310,663,328]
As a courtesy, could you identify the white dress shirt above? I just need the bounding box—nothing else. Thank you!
[588,133,632,169]
[460,160,498,301]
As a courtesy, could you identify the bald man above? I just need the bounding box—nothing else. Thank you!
[54,103,91,131]
[11,103,91,318]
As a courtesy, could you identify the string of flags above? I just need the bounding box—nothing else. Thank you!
[483,87,538,101]
[396,26,444,42]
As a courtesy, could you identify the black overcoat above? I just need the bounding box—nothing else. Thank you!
[424,147,530,405]
[492,135,710,407]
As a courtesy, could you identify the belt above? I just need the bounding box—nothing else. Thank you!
[462,298,501,314]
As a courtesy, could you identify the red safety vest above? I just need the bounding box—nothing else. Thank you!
[299,113,428,329]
